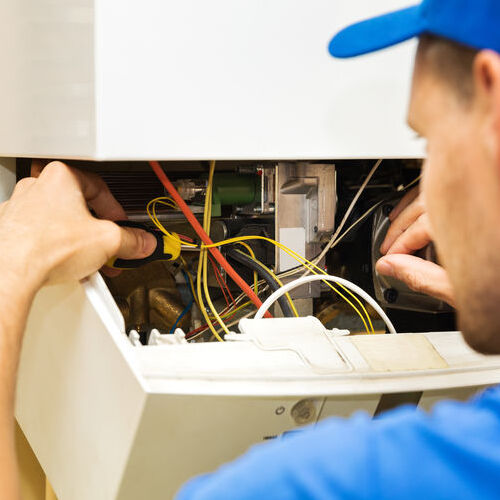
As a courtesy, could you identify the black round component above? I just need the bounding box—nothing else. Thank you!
[384,288,399,304]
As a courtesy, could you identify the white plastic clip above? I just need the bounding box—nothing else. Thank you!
[128,330,142,347]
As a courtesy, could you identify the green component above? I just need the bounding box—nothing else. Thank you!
[211,173,260,216]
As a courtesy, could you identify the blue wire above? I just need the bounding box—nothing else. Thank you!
[169,298,194,333]
[169,270,195,334]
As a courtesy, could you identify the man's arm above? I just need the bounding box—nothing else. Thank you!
[0,162,157,499]
[0,278,37,499]
[175,387,500,500]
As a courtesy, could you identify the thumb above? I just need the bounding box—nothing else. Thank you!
[376,254,455,307]
[108,223,158,260]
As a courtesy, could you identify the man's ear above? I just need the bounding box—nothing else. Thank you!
[473,51,500,114]
[473,51,500,159]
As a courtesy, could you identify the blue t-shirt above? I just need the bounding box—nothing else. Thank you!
[175,385,500,499]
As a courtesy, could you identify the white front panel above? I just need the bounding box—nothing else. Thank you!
[17,278,500,499]
[0,0,424,160]
[96,0,423,160]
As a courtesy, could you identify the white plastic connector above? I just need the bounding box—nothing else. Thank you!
[128,330,142,347]
[148,328,188,346]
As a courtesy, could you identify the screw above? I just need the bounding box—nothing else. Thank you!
[275,406,285,416]
[384,288,398,304]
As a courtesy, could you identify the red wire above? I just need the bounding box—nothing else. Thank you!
[149,161,272,318]
[186,306,240,339]
[209,256,236,307]
[187,321,219,338]
[178,234,195,243]
[209,256,231,308]
[186,271,242,339]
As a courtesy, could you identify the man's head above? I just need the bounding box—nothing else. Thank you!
[411,36,500,353]
[330,1,500,353]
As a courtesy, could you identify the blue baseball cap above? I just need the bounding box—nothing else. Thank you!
[329,0,500,59]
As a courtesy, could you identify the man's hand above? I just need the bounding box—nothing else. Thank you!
[0,161,157,292]
[376,187,455,306]
[0,161,157,500]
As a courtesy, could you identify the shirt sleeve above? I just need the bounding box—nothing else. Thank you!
[175,387,500,500]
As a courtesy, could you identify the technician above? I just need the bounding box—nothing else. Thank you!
[0,0,498,498]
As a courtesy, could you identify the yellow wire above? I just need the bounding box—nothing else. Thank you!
[203,235,374,334]
[196,252,212,337]
[260,237,375,333]
[147,191,374,334]
[147,198,175,234]
[216,300,252,320]
[147,197,198,247]
[147,188,230,340]
[235,242,259,294]
[235,243,299,318]
[199,161,226,341]
[258,237,374,332]
[146,194,242,338]
[194,172,220,340]
[243,236,374,333]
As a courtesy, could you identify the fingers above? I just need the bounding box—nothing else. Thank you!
[101,221,157,261]
[118,227,157,260]
[10,177,36,198]
[376,254,455,306]
[388,186,419,221]
[385,213,432,255]
[38,161,127,221]
[380,196,426,254]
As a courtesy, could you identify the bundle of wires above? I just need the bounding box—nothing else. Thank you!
[201,234,375,334]
[150,160,271,321]
[147,160,420,339]
[227,248,296,318]
[196,161,228,341]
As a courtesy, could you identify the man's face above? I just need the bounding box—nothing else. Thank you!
[409,41,500,353]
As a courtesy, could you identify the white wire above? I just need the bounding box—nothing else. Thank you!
[306,159,383,273]
[328,200,384,251]
[254,274,397,334]
[327,174,422,252]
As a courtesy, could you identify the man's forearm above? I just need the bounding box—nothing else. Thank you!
[0,270,38,500]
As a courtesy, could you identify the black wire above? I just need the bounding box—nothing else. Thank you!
[227,248,295,318]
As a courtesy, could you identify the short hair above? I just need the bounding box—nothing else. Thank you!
[419,34,479,102]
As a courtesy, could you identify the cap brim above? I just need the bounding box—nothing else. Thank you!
[329,5,425,58]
